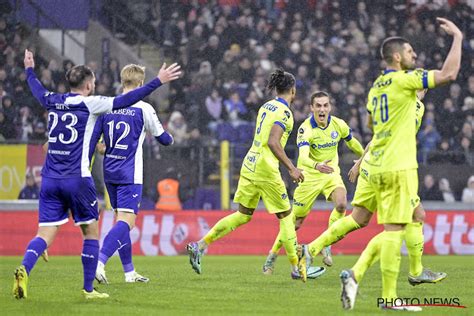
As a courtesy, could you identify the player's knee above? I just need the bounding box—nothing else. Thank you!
[335,202,347,213]
[295,217,305,230]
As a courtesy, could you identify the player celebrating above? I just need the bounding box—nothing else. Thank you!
[13,49,181,299]
[94,64,174,284]
[262,91,364,275]
[336,18,463,311]
[187,69,306,280]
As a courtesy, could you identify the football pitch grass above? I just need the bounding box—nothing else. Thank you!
[1,255,472,315]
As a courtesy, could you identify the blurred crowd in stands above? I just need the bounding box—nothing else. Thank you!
[0,0,473,202]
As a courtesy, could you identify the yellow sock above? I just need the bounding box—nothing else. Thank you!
[380,230,404,300]
[352,232,382,283]
[279,214,298,266]
[328,208,346,227]
[202,212,251,245]
[270,213,295,254]
[308,215,360,258]
[405,222,424,277]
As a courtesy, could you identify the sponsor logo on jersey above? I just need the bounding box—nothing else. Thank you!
[311,141,337,149]
[281,193,287,200]
[284,110,291,118]
[299,128,304,134]
[331,131,338,139]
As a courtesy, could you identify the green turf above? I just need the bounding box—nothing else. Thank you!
[1,255,472,315]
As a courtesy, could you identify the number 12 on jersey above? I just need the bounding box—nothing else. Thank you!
[372,93,389,125]
[106,120,130,150]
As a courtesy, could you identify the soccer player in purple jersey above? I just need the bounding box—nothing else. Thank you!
[92,64,174,284]
[13,49,181,300]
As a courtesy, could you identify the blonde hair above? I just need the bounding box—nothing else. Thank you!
[121,64,146,89]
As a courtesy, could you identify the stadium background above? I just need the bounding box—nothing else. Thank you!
[0,0,473,256]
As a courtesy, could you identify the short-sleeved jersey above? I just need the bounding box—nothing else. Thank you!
[415,99,425,133]
[41,93,114,178]
[296,115,352,177]
[93,101,165,184]
[241,97,294,181]
[364,69,435,173]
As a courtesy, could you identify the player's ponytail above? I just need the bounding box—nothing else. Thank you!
[266,68,295,94]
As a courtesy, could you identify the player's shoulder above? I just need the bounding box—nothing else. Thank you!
[329,115,346,125]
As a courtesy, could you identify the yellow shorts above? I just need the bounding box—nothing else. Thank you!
[352,167,377,213]
[353,168,418,224]
[233,176,290,213]
[293,174,345,218]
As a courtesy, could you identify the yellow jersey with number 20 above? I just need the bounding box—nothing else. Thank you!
[364,69,435,174]
[241,97,294,182]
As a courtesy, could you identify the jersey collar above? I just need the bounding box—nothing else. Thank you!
[310,114,331,130]
[275,97,289,108]
[383,69,397,75]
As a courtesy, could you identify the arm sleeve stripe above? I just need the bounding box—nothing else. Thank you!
[343,133,353,141]
[274,121,286,131]
[297,141,310,147]
[422,71,428,89]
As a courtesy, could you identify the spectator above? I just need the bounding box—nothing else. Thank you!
[18,174,39,199]
[224,91,248,126]
[439,178,455,202]
[205,89,223,132]
[0,110,15,140]
[420,174,443,201]
[167,111,200,145]
[461,176,474,203]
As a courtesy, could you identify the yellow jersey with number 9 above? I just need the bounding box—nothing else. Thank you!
[241,97,294,181]
[364,69,435,174]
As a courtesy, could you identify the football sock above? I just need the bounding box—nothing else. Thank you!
[82,239,99,292]
[380,230,404,300]
[279,214,298,266]
[351,232,382,283]
[21,237,47,275]
[99,220,130,265]
[308,215,360,258]
[328,208,346,227]
[118,231,134,273]
[202,211,251,245]
[270,213,295,254]
[405,221,424,277]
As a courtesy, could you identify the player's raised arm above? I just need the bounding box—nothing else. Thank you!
[433,18,463,86]
[268,124,304,183]
[111,63,181,111]
[24,49,50,107]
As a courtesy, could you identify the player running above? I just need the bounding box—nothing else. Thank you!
[186,68,306,280]
[342,90,446,285]
[262,91,364,276]
[93,64,174,284]
[335,18,463,312]
[13,49,180,299]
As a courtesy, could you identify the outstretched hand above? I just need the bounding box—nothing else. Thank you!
[290,167,304,184]
[24,49,35,69]
[437,17,462,38]
[348,159,361,183]
[316,159,334,174]
[158,62,182,84]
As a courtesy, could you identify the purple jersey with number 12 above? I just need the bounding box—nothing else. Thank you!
[93,101,165,184]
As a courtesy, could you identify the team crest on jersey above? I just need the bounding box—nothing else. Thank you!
[281,193,287,200]
[299,128,304,134]
[331,131,338,139]
[284,110,291,118]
